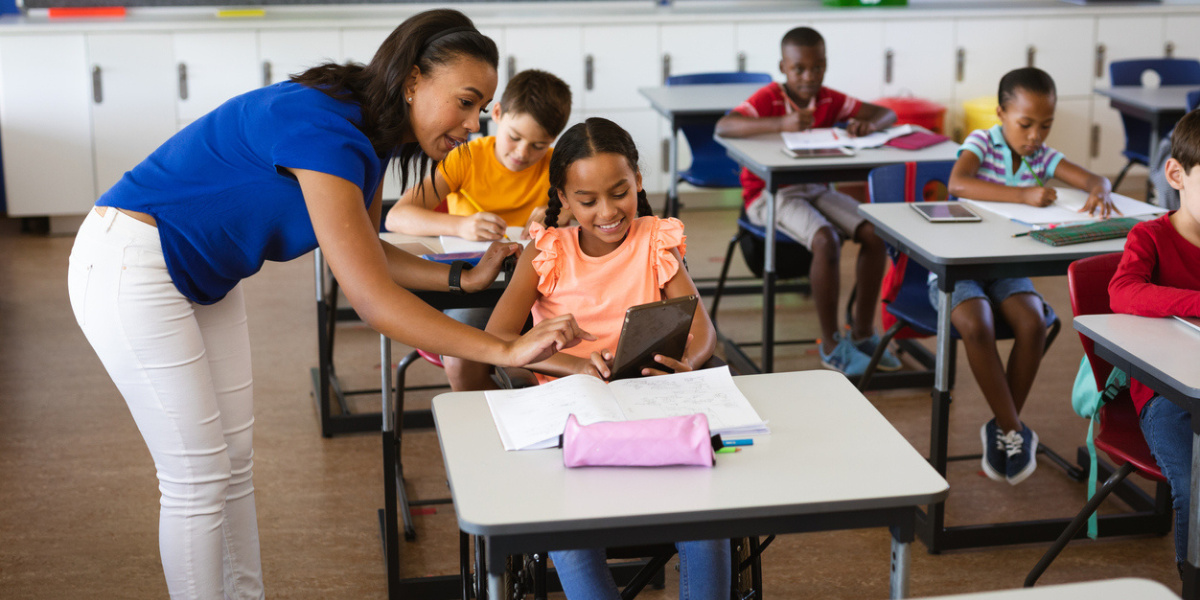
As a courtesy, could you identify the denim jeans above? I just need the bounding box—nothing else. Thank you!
[550,539,730,600]
[1141,394,1193,564]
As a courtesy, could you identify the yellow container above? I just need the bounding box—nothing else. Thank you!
[961,96,1001,142]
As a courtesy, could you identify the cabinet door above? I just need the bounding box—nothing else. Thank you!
[583,25,658,111]
[953,18,1026,104]
[505,26,585,105]
[1165,16,1200,62]
[1095,16,1164,88]
[734,21,802,78]
[175,32,260,123]
[882,20,955,102]
[0,35,94,216]
[585,109,663,193]
[342,27,391,64]
[259,30,341,86]
[661,24,736,81]
[88,33,178,197]
[1026,17,1094,98]
[1045,98,1091,171]
[819,20,885,102]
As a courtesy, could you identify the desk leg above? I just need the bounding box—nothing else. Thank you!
[1186,432,1200,600]
[920,285,955,550]
[668,119,680,218]
[889,537,910,599]
[485,537,505,600]
[1149,115,1162,204]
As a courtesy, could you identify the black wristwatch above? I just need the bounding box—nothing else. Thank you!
[448,260,471,295]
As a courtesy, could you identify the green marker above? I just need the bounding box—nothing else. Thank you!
[1020,155,1045,187]
[716,447,739,454]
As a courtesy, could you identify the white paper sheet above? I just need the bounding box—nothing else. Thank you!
[780,124,913,151]
[439,227,530,253]
[485,374,626,451]
[962,187,1167,225]
[609,367,768,437]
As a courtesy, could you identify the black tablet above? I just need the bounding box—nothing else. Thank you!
[610,295,699,381]
[910,202,982,222]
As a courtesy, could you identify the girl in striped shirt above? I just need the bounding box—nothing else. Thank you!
[944,67,1118,486]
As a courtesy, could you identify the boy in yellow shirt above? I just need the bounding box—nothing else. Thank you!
[385,69,572,240]
[385,69,572,390]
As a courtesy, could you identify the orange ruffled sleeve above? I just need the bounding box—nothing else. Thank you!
[528,222,562,296]
[651,217,687,288]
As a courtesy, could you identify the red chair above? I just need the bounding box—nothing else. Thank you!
[1025,252,1170,586]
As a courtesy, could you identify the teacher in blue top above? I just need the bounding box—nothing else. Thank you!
[66,10,591,599]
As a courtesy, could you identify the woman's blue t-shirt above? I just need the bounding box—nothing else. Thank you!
[97,81,386,304]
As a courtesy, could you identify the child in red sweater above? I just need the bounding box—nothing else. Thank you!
[1110,108,1200,575]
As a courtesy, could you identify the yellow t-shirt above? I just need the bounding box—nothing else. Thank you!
[438,136,553,227]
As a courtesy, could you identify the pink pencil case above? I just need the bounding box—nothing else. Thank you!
[885,130,951,150]
[561,413,715,468]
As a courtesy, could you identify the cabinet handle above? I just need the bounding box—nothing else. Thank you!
[585,54,594,91]
[1026,45,1036,68]
[885,49,894,85]
[92,65,102,104]
[955,48,965,83]
[661,138,670,174]
[1095,43,1106,79]
[506,56,516,82]
[662,53,671,84]
[1091,124,1101,159]
[262,61,272,87]
[737,51,747,72]
[1166,41,1176,58]
[178,63,188,101]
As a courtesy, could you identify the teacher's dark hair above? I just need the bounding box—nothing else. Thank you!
[291,9,499,192]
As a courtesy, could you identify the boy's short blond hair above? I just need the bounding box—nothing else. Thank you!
[500,70,572,137]
[1172,109,1200,174]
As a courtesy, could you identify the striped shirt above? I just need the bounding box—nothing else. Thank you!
[960,124,1064,186]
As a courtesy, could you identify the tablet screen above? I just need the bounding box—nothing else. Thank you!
[910,202,982,222]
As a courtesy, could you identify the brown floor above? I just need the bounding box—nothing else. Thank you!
[0,186,1183,599]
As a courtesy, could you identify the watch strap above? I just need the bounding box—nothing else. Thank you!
[449,260,469,295]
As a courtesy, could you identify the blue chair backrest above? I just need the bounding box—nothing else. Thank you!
[868,161,956,287]
[1189,90,1200,113]
[665,72,773,87]
[1109,59,1200,160]
[665,72,773,188]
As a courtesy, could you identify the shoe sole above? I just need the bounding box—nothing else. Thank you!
[979,423,1007,483]
[1007,429,1039,486]
[819,358,866,378]
[873,357,903,372]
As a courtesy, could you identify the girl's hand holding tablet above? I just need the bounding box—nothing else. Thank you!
[642,334,696,377]
[574,350,613,380]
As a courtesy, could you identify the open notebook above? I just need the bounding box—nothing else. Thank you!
[484,366,769,451]
[962,188,1167,225]
[781,124,914,151]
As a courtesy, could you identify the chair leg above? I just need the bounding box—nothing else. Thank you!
[1112,160,1136,192]
[1023,461,1137,588]
[709,231,744,327]
[394,351,420,542]
[619,554,675,600]
[857,320,905,391]
[461,531,473,600]
[1044,317,1062,354]
[844,284,857,332]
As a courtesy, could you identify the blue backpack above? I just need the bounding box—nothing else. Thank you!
[1071,355,1130,538]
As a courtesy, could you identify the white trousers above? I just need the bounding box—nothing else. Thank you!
[68,208,264,600]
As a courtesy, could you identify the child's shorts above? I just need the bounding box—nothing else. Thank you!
[744,183,865,250]
[927,276,1043,313]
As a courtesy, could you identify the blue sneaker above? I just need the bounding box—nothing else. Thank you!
[854,334,903,372]
[980,419,1007,483]
[818,334,872,377]
[1003,424,1039,485]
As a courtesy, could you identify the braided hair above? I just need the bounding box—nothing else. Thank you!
[544,117,653,229]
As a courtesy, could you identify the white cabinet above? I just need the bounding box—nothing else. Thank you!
[882,20,955,103]
[87,33,177,198]
[1045,98,1091,171]
[953,18,1026,104]
[819,20,885,102]
[1026,17,1094,98]
[1095,16,1164,87]
[0,35,95,216]
[661,24,736,80]
[1165,16,1200,61]
[505,26,585,104]
[341,27,391,64]
[582,25,658,111]
[259,30,341,86]
[585,109,663,193]
[174,32,260,124]
[734,22,800,79]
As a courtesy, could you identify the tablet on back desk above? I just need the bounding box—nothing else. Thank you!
[610,295,698,381]
[910,202,983,223]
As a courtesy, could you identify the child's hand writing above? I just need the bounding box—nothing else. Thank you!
[1079,188,1122,219]
[500,314,596,367]
[641,334,697,377]
[781,108,814,132]
[462,242,521,293]
[573,350,613,380]
[458,212,507,241]
[844,118,876,137]
[1021,186,1057,208]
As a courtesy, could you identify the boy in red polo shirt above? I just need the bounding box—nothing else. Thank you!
[716,26,898,376]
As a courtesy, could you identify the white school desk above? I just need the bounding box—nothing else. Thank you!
[856,203,1167,553]
[1094,84,1199,197]
[638,83,763,218]
[432,370,949,600]
[713,133,959,373]
[1074,313,1200,599]
[917,578,1174,600]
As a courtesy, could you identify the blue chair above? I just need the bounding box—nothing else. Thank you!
[857,161,1062,390]
[1189,89,1200,113]
[1108,59,1200,192]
